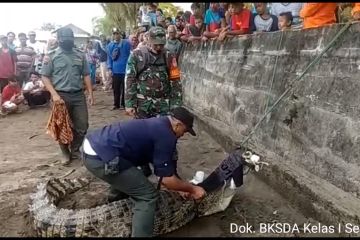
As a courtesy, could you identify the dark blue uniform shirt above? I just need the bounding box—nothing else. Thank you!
[86,116,177,177]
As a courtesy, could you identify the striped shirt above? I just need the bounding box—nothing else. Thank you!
[14,46,35,73]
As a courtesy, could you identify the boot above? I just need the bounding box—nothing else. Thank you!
[59,143,71,166]
[70,141,82,160]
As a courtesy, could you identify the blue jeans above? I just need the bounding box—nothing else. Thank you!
[89,63,96,85]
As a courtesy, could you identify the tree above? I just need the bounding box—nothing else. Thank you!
[159,3,182,18]
[40,22,61,31]
[97,3,143,34]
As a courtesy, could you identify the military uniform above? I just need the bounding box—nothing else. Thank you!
[125,45,171,118]
[125,27,183,118]
[40,28,90,164]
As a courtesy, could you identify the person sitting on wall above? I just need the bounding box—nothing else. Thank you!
[278,12,293,31]
[251,2,279,33]
[218,3,252,41]
[352,3,360,20]
[181,14,206,44]
[22,72,50,108]
[1,77,24,115]
[300,3,337,29]
[203,3,227,40]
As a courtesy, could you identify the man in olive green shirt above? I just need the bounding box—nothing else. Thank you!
[40,27,94,165]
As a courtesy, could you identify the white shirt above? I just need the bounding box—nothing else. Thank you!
[23,81,44,91]
[27,40,45,55]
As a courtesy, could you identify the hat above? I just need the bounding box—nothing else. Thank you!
[112,27,120,33]
[28,31,36,36]
[57,27,74,41]
[148,26,166,45]
[171,107,196,136]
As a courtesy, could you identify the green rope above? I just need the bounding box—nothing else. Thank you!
[240,22,352,147]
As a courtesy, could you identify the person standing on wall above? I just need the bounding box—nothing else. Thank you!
[40,27,94,165]
[107,27,131,110]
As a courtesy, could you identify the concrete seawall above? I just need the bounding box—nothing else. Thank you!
[180,23,360,228]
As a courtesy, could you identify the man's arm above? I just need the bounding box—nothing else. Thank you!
[153,139,206,200]
[82,55,94,105]
[40,55,62,103]
[42,75,62,103]
[226,29,247,36]
[161,175,204,196]
[107,43,113,73]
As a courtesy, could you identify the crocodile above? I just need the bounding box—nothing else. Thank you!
[29,149,261,237]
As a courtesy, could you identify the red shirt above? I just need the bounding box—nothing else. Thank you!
[231,9,251,33]
[190,14,195,25]
[2,84,21,103]
[0,48,16,78]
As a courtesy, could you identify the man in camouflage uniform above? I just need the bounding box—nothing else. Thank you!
[125,26,171,118]
[124,26,181,177]
[41,27,94,165]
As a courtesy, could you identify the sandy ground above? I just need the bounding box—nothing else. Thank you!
[0,90,336,237]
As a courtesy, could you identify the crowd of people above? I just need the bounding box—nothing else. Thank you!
[1,3,359,116]
[0,31,51,115]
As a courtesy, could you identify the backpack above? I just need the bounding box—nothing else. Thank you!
[135,46,180,81]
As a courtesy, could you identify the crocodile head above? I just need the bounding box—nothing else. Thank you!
[195,149,247,217]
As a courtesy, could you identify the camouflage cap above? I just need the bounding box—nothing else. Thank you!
[148,26,166,45]
[57,27,74,41]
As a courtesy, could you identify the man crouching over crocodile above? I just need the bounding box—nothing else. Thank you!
[81,106,206,237]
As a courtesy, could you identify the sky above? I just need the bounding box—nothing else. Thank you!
[0,3,192,36]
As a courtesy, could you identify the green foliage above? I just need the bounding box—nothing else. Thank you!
[93,3,143,36]
[159,3,182,18]
[338,6,352,23]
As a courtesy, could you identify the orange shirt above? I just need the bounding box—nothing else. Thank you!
[352,3,360,17]
[300,3,337,29]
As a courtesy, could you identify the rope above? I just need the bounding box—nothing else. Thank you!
[240,22,352,147]
[243,30,285,153]
[265,30,284,114]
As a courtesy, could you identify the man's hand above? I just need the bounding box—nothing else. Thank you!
[178,191,191,200]
[125,107,136,116]
[88,93,94,106]
[354,12,360,20]
[190,185,206,201]
[52,93,63,103]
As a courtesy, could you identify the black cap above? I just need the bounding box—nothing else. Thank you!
[171,107,196,136]
[57,27,74,41]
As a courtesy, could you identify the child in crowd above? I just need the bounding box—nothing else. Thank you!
[251,2,279,32]
[85,41,98,89]
[203,3,226,39]
[190,3,202,25]
[1,77,24,114]
[23,72,50,108]
[219,2,251,41]
[188,15,206,43]
[278,12,293,31]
